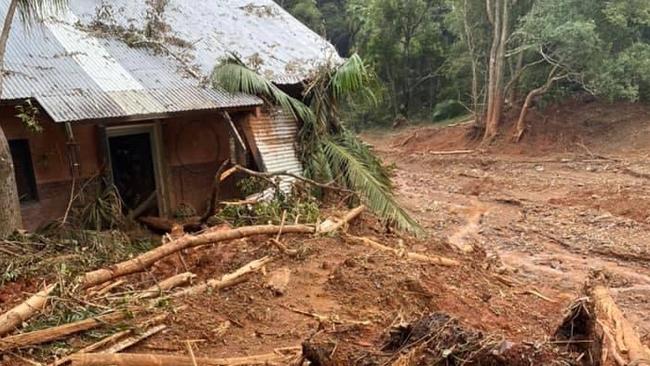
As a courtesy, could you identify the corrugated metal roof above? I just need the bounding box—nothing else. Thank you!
[1,1,262,122]
[69,0,342,84]
[244,109,303,194]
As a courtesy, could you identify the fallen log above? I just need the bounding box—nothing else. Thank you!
[0,284,56,336]
[590,286,650,364]
[346,235,459,267]
[137,272,196,299]
[318,205,366,233]
[427,149,475,156]
[79,224,314,289]
[68,351,296,366]
[173,256,273,297]
[0,309,134,352]
[80,206,364,289]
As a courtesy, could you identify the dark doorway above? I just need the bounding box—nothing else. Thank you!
[108,132,157,214]
[9,139,38,203]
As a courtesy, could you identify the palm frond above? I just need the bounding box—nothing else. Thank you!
[323,135,424,236]
[212,57,315,125]
[329,54,376,104]
[17,0,69,24]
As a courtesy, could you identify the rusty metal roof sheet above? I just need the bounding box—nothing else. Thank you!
[243,109,302,193]
[69,0,342,85]
[1,1,262,122]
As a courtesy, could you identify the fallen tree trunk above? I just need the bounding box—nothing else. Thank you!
[68,351,295,366]
[137,272,196,299]
[590,285,650,365]
[347,235,459,267]
[79,206,364,289]
[79,224,314,289]
[0,283,56,336]
[0,310,133,352]
[174,257,273,297]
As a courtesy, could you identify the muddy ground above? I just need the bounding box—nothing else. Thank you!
[2,102,649,365]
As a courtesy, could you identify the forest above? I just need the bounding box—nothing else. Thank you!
[280,0,650,138]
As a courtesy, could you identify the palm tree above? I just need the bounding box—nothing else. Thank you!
[0,0,68,238]
[213,54,424,235]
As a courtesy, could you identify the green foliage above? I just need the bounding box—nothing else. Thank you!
[15,99,42,133]
[216,193,320,227]
[432,99,466,121]
[1,229,154,285]
[213,55,423,235]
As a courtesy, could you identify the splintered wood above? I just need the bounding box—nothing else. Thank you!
[590,286,650,365]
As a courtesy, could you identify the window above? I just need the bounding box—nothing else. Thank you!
[9,139,38,203]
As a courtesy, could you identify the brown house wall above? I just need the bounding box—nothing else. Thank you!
[1,105,241,231]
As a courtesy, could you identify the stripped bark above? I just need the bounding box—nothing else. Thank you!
[79,206,364,289]
[0,284,56,336]
[68,352,294,366]
[79,224,315,289]
[0,310,133,352]
[590,286,650,364]
[173,256,273,297]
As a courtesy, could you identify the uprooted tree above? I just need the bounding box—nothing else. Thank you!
[212,54,424,235]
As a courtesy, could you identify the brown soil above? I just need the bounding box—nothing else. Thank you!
[3,101,650,365]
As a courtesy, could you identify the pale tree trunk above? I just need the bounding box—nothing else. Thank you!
[513,67,565,142]
[0,0,21,238]
[462,0,482,126]
[483,0,509,142]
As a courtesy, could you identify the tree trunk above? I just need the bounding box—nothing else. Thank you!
[513,67,563,142]
[0,0,21,238]
[483,0,509,142]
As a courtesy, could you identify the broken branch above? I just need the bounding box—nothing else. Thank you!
[346,235,459,267]
[0,284,56,336]
[174,256,273,297]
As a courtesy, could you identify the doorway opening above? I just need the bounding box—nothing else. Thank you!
[106,125,164,217]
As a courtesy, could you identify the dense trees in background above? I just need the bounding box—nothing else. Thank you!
[280,0,650,140]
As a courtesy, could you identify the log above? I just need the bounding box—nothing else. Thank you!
[80,206,364,289]
[0,284,56,336]
[174,256,273,297]
[347,235,459,267]
[137,272,196,299]
[318,205,366,233]
[68,352,294,366]
[0,310,133,352]
[426,149,474,156]
[590,286,650,364]
[79,224,314,289]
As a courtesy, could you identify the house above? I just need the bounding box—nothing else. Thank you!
[1,0,340,230]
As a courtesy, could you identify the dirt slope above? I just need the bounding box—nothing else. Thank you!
[364,101,650,347]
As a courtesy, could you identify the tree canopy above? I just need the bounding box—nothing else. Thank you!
[280,0,650,138]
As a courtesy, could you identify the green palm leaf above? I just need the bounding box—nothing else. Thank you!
[212,57,315,125]
[211,54,423,236]
[322,135,423,235]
